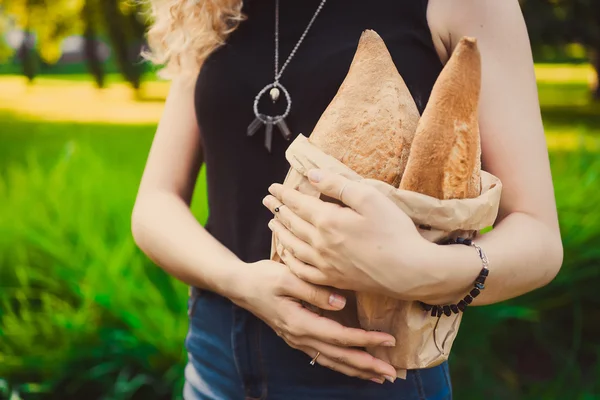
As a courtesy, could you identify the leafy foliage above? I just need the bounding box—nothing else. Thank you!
[0,68,598,399]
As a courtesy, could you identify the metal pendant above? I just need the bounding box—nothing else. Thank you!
[247,115,293,153]
[247,82,293,152]
[269,87,280,102]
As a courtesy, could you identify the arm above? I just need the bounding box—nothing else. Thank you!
[419,0,563,305]
[131,77,244,297]
[131,77,399,382]
[263,0,563,306]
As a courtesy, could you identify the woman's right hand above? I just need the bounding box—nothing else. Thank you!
[231,259,398,384]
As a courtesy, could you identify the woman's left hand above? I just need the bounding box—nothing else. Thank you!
[263,169,434,299]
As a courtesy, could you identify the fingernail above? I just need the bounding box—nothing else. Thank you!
[268,219,274,229]
[382,341,395,347]
[370,378,384,384]
[328,294,346,309]
[385,375,396,383]
[308,169,323,183]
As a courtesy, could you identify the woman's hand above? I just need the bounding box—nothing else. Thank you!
[233,259,398,383]
[263,169,438,300]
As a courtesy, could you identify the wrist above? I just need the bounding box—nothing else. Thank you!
[211,259,253,304]
[417,240,483,304]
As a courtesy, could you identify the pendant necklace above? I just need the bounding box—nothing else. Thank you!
[247,0,327,152]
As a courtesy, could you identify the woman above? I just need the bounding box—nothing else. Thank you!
[132,0,563,398]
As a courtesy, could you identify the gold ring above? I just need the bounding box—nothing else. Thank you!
[309,351,321,366]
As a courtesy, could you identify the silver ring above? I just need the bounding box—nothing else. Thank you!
[338,182,349,203]
[274,204,285,213]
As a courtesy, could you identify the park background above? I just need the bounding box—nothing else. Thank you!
[0,1,599,399]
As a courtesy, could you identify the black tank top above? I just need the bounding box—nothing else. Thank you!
[194,0,443,263]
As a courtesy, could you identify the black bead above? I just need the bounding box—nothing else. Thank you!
[457,300,467,311]
[464,295,473,304]
[443,305,452,316]
[450,304,459,314]
[421,302,433,311]
[456,237,472,246]
[480,268,489,277]
[475,282,485,290]
[470,288,481,298]
[431,307,438,317]
[436,307,444,317]
[475,276,487,284]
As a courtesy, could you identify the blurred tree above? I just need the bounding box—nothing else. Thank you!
[17,28,36,82]
[1,0,84,81]
[98,0,147,91]
[0,0,150,88]
[81,0,105,88]
[521,0,600,100]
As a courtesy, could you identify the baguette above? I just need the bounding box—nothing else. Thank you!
[399,36,482,199]
[304,29,420,329]
[356,36,484,374]
[309,30,419,187]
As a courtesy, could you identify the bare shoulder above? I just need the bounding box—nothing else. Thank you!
[426,0,526,63]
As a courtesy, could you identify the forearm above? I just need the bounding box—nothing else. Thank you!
[415,212,563,305]
[131,191,246,300]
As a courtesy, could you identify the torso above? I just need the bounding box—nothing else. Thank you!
[194,0,444,262]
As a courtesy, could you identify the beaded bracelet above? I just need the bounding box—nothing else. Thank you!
[419,237,489,317]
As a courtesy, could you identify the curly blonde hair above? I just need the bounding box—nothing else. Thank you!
[143,0,245,79]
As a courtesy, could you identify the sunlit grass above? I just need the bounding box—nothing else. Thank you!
[0,63,596,124]
[534,63,596,85]
[0,76,170,125]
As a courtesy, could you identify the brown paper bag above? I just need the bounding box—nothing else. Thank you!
[270,134,502,377]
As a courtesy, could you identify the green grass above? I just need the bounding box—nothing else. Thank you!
[1,65,599,399]
[0,115,207,400]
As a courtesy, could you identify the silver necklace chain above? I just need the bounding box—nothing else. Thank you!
[247,0,327,152]
[274,0,327,83]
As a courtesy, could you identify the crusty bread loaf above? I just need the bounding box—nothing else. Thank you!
[304,30,420,330]
[309,30,420,187]
[399,36,482,199]
[356,37,484,375]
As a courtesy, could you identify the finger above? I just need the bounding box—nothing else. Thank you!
[299,347,387,384]
[267,183,337,227]
[300,339,397,382]
[268,219,322,266]
[263,195,319,245]
[284,302,396,348]
[306,169,381,215]
[280,248,329,286]
[281,274,347,311]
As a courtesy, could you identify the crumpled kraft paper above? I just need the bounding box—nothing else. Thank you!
[270,134,503,379]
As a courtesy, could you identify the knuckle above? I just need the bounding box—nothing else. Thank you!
[291,266,305,281]
[313,236,329,253]
[280,215,292,230]
[306,287,322,307]
[355,188,376,208]
[316,212,337,231]
[331,336,351,347]
[331,355,350,365]
[322,180,336,195]
[274,318,287,333]
[284,318,302,336]
[283,334,301,348]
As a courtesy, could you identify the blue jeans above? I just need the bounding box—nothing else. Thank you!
[183,288,452,400]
